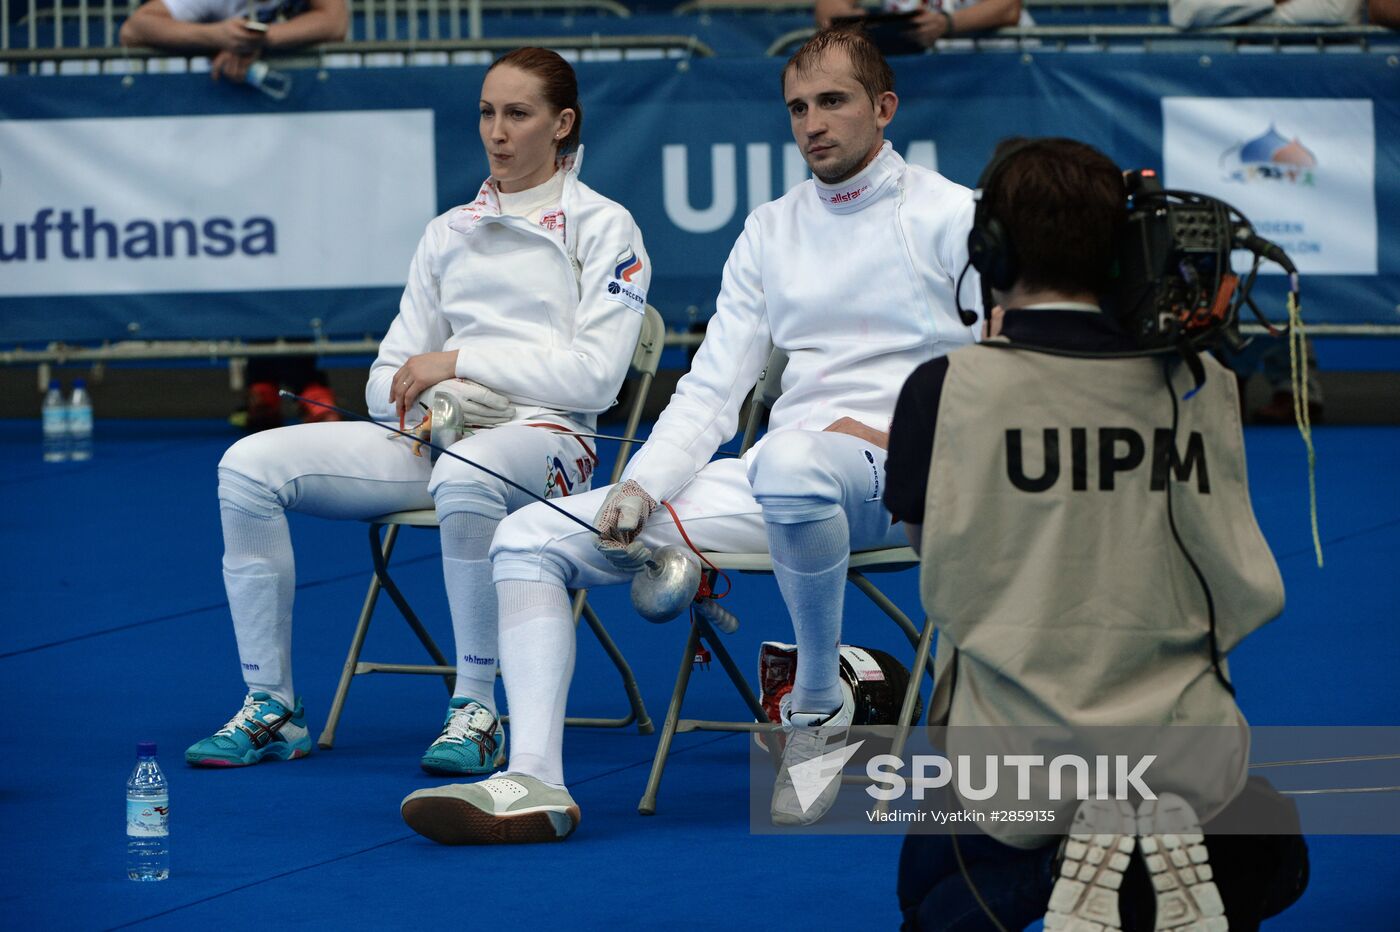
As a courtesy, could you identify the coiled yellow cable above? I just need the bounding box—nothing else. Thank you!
[1287,290,1323,568]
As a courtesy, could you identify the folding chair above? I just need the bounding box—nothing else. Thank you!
[316,305,665,749]
[637,348,935,814]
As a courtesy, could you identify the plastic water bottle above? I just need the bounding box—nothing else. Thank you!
[126,742,170,881]
[69,378,93,462]
[42,378,69,462]
[246,61,292,101]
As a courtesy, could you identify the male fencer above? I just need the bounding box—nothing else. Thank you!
[400,27,981,844]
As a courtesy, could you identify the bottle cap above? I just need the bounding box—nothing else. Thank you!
[48,378,61,389]
[74,378,86,389]
[137,741,157,757]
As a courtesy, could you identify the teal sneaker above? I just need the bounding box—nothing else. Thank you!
[420,698,505,776]
[186,692,312,768]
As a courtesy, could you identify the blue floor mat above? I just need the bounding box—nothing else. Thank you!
[0,420,1396,929]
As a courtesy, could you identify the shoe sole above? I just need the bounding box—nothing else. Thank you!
[418,743,506,777]
[401,797,578,845]
[419,759,499,777]
[1138,794,1228,932]
[1045,799,1136,931]
[186,744,310,768]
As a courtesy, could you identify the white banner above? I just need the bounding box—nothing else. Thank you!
[1162,98,1376,275]
[0,111,436,296]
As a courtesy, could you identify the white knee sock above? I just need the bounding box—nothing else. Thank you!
[218,472,296,708]
[439,511,501,713]
[495,579,575,787]
[766,513,849,715]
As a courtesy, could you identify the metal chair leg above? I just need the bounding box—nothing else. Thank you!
[639,623,703,815]
[367,521,453,694]
[573,594,654,734]
[848,570,937,681]
[697,618,769,725]
[318,522,396,749]
[892,616,935,763]
[693,619,782,771]
[872,615,938,815]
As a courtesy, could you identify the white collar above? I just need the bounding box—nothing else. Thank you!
[497,169,565,218]
[812,141,902,214]
[448,145,583,236]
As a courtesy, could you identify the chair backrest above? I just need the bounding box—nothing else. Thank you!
[609,304,667,482]
[737,347,787,456]
[631,305,665,378]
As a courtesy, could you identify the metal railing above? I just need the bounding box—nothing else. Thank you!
[0,33,712,72]
[765,22,1399,54]
[6,0,1394,57]
[352,0,630,43]
[1,323,1393,373]
[675,0,1174,11]
[675,0,1170,10]
[0,330,707,392]
[0,0,633,51]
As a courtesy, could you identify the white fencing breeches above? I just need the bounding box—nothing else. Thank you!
[492,429,903,586]
[488,429,903,784]
[215,418,596,705]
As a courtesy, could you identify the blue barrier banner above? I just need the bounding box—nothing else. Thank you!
[0,53,1395,342]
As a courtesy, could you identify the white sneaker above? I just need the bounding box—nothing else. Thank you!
[1137,794,1228,931]
[770,681,856,826]
[1044,798,1137,931]
[400,772,580,845]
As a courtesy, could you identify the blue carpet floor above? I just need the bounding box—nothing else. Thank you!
[1,419,1396,929]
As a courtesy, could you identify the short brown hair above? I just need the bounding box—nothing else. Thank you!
[782,27,894,106]
[982,137,1126,297]
[489,47,583,153]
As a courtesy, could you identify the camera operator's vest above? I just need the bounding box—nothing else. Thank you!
[919,344,1284,839]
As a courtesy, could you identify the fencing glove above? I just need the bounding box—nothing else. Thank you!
[431,378,517,426]
[594,479,658,573]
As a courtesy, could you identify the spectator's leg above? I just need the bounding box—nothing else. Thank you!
[241,353,285,432]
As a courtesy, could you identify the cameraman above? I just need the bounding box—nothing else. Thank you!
[883,138,1308,931]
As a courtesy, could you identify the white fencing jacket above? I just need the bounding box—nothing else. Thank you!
[624,142,979,501]
[367,149,651,428]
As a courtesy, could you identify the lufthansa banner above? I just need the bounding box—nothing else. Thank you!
[0,110,435,297]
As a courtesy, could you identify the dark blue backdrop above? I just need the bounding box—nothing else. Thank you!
[1,52,1395,341]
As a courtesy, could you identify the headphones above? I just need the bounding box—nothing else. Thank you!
[956,138,1040,326]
